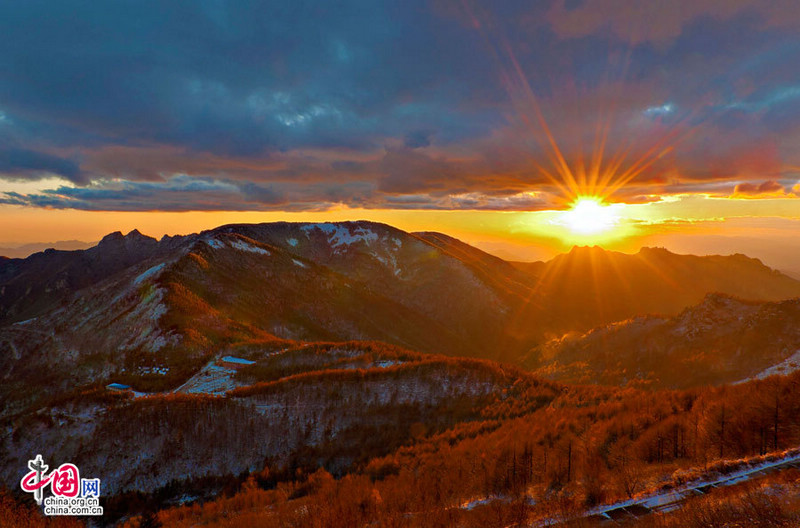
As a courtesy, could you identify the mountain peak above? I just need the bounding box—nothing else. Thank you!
[550,245,617,263]
[568,245,606,254]
[98,229,156,247]
[99,231,125,245]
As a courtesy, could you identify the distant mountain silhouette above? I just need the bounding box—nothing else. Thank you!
[0,240,93,259]
[509,245,800,341]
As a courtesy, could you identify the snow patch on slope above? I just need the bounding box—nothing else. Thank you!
[301,223,379,250]
[374,360,398,368]
[298,223,406,276]
[205,238,225,249]
[134,263,165,285]
[371,251,401,276]
[752,349,800,380]
[121,286,176,352]
[175,362,241,395]
[230,239,270,255]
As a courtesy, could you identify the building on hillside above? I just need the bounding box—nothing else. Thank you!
[219,356,256,369]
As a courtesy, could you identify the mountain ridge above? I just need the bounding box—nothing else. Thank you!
[2,220,800,413]
[528,292,800,388]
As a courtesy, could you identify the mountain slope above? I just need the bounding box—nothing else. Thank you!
[1,341,527,498]
[162,227,495,357]
[2,221,800,414]
[0,229,191,324]
[529,293,800,388]
[511,245,800,338]
[0,222,519,416]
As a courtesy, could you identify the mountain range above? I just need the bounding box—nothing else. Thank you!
[2,220,800,417]
[4,221,800,524]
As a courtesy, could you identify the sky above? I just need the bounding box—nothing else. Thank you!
[2,1,800,270]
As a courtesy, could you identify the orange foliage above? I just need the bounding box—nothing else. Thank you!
[147,369,800,527]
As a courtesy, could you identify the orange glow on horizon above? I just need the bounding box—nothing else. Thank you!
[3,194,800,271]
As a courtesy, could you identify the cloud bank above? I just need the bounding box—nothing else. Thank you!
[1,0,800,211]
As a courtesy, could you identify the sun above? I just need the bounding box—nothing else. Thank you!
[562,197,618,235]
[530,195,636,246]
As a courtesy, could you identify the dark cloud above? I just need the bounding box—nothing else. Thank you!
[0,177,276,212]
[0,1,799,211]
[0,148,85,184]
[0,174,554,212]
[0,0,502,156]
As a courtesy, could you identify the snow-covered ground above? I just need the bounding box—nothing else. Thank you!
[751,349,800,381]
[229,238,270,255]
[205,238,225,249]
[296,223,408,276]
[174,362,241,396]
[204,236,270,255]
[371,250,402,276]
[374,360,398,368]
[120,285,172,352]
[301,223,379,250]
[579,448,800,524]
[133,263,165,285]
